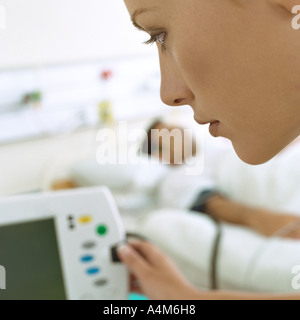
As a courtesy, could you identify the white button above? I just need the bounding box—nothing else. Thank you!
[82,241,97,249]
[95,279,108,287]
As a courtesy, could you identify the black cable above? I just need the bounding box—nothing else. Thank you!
[189,189,223,290]
[209,218,222,290]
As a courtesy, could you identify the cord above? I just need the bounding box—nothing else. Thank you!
[209,217,222,290]
[189,189,224,290]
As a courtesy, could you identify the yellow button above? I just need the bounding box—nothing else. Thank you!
[78,215,93,224]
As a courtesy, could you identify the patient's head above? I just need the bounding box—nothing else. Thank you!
[141,119,197,165]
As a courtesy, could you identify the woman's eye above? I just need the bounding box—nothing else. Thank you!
[156,33,165,46]
[144,32,167,52]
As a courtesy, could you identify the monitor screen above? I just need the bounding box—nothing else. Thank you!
[0,218,66,300]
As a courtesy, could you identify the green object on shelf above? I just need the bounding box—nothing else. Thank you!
[23,91,43,104]
[31,91,42,102]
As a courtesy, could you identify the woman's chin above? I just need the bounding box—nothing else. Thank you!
[231,142,278,166]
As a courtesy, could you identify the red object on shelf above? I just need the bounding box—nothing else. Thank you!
[101,70,113,80]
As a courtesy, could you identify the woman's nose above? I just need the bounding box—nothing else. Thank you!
[159,55,194,107]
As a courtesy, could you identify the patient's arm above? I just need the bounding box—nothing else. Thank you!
[205,195,300,239]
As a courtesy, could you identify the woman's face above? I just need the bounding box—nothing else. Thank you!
[124,0,300,165]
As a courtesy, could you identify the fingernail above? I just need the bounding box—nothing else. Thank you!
[127,239,141,246]
[117,244,132,257]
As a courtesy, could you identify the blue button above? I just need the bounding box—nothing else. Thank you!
[86,267,101,275]
[80,255,94,263]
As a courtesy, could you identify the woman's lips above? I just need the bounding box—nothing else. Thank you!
[194,117,220,137]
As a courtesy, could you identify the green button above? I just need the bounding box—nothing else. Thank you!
[97,225,108,236]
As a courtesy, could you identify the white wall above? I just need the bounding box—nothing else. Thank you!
[0,0,152,69]
[0,128,99,195]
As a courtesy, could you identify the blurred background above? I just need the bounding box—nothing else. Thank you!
[0,0,198,196]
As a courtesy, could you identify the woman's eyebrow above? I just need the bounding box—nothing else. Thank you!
[130,7,158,31]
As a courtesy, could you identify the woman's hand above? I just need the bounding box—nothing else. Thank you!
[117,240,198,300]
[117,240,300,300]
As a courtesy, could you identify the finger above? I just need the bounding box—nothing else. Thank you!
[288,229,300,239]
[130,281,143,294]
[128,239,167,267]
[130,274,142,293]
[130,287,143,295]
[117,244,151,279]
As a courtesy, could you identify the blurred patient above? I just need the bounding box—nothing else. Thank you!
[141,119,197,166]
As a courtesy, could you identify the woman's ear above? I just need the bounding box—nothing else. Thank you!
[272,0,300,12]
